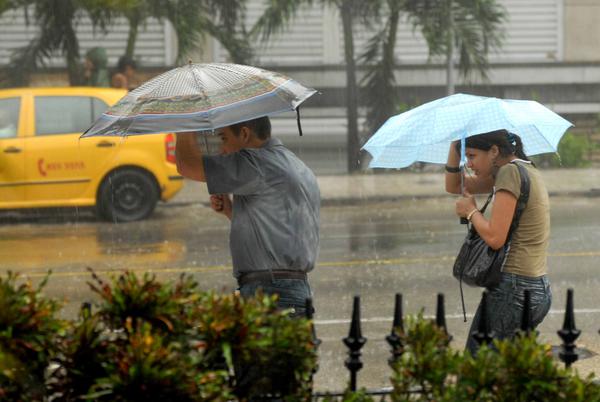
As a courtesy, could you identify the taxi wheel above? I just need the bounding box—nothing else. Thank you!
[97,168,159,223]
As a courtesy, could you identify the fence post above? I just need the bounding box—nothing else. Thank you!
[80,301,92,319]
[557,288,581,368]
[305,298,320,395]
[386,293,404,365]
[343,296,366,392]
[435,293,451,342]
[520,289,533,333]
[472,290,494,346]
[305,297,320,347]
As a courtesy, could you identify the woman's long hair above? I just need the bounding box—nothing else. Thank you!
[454,129,534,166]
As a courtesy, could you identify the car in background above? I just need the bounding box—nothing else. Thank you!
[0,87,183,222]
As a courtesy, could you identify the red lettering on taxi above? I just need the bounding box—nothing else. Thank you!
[37,158,46,176]
[64,161,85,170]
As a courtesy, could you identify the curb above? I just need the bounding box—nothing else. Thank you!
[165,189,600,209]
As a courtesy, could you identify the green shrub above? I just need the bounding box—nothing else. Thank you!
[88,270,200,338]
[49,271,316,401]
[0,272,65,401]
[532,132,594,168]
[390,316,600,402]
[191,291,318,401]
[3,271,599,401]
[322,388,376,402]
[390,313,459,401]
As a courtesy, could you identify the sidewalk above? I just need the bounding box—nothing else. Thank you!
[171,167,600,205]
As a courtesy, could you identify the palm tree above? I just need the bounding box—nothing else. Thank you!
[1,0,113,86]
[1,0,253,88]
[253,0,379,173]
[403,0,506,95]
[113,0,253,64]
[359,0,505,139]
[359,0,402,137]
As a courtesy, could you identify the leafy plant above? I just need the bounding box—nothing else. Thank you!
[191,291,318,401]
[532,132,594,168]
[0,271,65,401]
[48,272,316,401]
[48,305,109,401]
[390,315,600,401]
[88,269,199,338]
[391,312,459,401]
[87,321,200,401]
[322,388,376,402]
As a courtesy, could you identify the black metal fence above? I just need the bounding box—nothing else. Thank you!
[309,288,596,400]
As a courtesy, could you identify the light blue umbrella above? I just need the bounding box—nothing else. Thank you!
[362,93,573,169]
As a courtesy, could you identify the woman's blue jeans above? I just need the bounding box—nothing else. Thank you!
[238,278,313,318]
[466,272,552,354]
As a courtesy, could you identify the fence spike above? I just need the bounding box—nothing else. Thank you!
[386,293,404,365]
[305,298,321,394]
[557,288,581,368]
[343,296,366,392]
[80,301,92,320]
[520,289,533,333]
[435,293,452,343]
[472,291,494,346]
[305,298,321,347]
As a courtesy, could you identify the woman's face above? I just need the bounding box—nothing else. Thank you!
[465,147,496,177]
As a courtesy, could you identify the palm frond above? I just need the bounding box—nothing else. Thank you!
[360,0,401,136]
[250,0,311,41]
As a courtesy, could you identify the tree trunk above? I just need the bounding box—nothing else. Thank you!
[64,23,81,85]
[125,14,140,59]
[340,1,360,172]
[446,0,455,95]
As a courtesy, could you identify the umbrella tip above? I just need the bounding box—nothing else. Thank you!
[188,59,193,66]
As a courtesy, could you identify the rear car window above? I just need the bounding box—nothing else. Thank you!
[35,96,108,136]
[0,97,20,138]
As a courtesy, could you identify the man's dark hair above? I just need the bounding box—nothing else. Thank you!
[117,55,137,73]
[231,116,271,140]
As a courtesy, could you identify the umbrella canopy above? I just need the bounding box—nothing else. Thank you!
[82,63,317,137]
[362,93,573,169]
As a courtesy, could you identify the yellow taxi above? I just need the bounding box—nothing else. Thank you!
[0,87,183,222]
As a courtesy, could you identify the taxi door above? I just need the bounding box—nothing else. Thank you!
[0,96,26,205]
[25,94,119,205]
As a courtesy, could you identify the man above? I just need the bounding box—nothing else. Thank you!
[175,116,320,316]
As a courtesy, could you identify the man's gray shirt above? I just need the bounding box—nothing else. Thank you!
[202,138,320,278]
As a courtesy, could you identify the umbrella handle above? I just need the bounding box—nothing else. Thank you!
[459,136,467,225]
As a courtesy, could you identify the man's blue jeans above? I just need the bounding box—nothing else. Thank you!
[238,277,313,318]
[466,272,552,354]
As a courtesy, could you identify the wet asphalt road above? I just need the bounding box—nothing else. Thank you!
[1,195,599,390]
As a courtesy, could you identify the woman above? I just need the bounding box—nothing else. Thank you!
[83,47,110,87]
[445,129,552,354]
[111,55,138,91]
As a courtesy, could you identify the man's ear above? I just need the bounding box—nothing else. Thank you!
[240,126,252,144]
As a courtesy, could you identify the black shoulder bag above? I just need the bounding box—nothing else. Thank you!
[452,162,530,320]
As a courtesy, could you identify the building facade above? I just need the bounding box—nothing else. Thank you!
[1,0,598,169]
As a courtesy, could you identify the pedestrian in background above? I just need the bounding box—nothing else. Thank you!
[83,47,110,87]
[445,129,552,354]
[111,55,138,91]
[175,116,320,317]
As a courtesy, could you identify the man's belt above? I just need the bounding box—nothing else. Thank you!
[237,270,307,287]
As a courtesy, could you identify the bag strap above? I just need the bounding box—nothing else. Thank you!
[468,161,530,235]
[505,161,531,243]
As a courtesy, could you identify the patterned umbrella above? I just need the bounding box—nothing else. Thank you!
[82,63,317,137]
[362,93,573,169]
